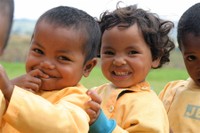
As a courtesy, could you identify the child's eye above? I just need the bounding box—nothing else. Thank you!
[58,56,71,61]
[186,55,196,61]
[33,48,44,55]
[128,50,138,55]
[104,50,114,55]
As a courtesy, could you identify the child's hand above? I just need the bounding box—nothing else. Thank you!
[0,65,14,101]
[11,69,49,92]
[85,90,102,125]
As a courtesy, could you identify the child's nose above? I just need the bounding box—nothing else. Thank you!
[113,57,126,66]
[40,60,55,69]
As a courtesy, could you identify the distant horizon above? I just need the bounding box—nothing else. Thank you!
[11,18,178,42]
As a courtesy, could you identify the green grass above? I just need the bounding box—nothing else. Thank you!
[147,68,188,94]
[1,61,26,78]
[1,61,189,94]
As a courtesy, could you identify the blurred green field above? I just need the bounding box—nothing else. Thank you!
[146,68,188,94]
[1,61,189,94]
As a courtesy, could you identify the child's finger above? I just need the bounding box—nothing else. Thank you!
[24,82,41,92]
[86,108,96,118]
[29,69,49,78]
[87,90,102,104]
[85,108,98,125]
[86,100,101,113]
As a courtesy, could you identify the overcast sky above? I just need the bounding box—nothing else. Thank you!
[14,0,199,21]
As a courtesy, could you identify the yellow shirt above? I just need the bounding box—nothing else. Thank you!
[94,81,169,133]
[0,84,90,133]
[159,78,200,133]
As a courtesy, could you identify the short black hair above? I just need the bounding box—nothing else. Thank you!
[34,6,101,63]
[98,3,175,68]
[177,3,200,50]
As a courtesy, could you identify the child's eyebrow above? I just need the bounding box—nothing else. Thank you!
[56,49,72,54]
[32,41,44,49]
[101,45,113,49]
[183,51,195,55]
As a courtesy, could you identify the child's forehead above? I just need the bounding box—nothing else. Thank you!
[37,21,86,37]
[181,33,200,51]
[34,22,86,45]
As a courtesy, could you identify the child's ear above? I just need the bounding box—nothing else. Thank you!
[151,58,161,68]
[83,58,97,77]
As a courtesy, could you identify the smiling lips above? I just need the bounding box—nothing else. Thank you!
[39,69,59,79]
[112,71,130,76]
[111,70,132,81]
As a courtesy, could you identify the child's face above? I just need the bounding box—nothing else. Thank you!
[26,21,92,91]
[181,33,200,86]
[100,24,159,88]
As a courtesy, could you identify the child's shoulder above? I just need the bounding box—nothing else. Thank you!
[159,78,190,102]
[56,83,89,96]
[165,79,189,89]
[90,83,111,92]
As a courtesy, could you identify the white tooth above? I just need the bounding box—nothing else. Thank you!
[115,71,128,76]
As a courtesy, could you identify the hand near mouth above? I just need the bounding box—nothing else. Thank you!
[11,69,49,92]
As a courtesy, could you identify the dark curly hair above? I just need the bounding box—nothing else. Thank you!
[177,3,200,50]
[98,3,175,68]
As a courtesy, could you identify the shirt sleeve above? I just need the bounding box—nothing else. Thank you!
[0,91,6,126]
[90,109,116,133]
[3,86,89,133]
[90,109,129,133]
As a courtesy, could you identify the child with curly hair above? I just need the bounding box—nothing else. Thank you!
[86,3,175,133]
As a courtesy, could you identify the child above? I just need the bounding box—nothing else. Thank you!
[86,3,175,133]
[0,6,101,133]
[159,3,200,133]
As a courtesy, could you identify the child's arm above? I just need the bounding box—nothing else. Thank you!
[11,69,49,92]
[0,65,14,101]
[2,85,91,133]
[0,67,48,102]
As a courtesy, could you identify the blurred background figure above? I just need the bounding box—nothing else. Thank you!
[0,0,14,55]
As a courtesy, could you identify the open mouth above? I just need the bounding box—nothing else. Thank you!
[112,71,131,76]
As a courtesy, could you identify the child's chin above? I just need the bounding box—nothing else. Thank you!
[40,81,56,91]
